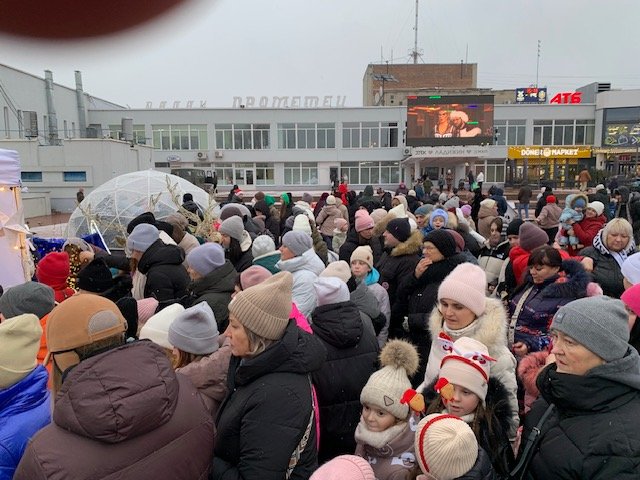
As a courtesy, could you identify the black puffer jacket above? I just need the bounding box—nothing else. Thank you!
[375,230,423,310]
[392,253,469,386]
[339,229,384,265]
[187,260,237,332]
[138,239,190,303]
[310,301,379,462]
[212,321,327,480]
[456,448,499,480]
[522,350,640,480]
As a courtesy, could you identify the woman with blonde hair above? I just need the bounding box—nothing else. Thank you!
[581,217,637,297]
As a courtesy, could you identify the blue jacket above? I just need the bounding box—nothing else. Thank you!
[0,365,50,480]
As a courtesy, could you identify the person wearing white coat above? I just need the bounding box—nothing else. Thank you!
[418,263,519,439]
[276,231,325,318]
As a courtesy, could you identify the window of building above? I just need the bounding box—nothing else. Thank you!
[255,163,275,185]
[533,120,553,145]
[553,120,575,145]
[4,107,10,138]
[575,119,595,145]
[340,161,401,184]
[154,162,170,168]
[108,124,147,144]
[284,162,318,184]
[506,120,526,145]
[71,122,75,138]
[152,124,208,150]
[342,121,398,148]
[63,171,87,182]
[277,123,335,149]
[215,166,235,186]
[214,123,270,150]
[494,120,507,146]
[485,161,505,183]
[21,171,42,182]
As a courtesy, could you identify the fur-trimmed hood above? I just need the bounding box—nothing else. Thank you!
[428,297,507,357]
[389,230,423,257]
[566,192,588,210]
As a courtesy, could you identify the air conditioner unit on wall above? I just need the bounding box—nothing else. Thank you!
[403,146,412,156]
[196,151,209,161]
[214,150,223,158]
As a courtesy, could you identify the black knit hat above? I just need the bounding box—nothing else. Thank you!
[77,258,114,293]
[386,218,411,242]
[423,229,457,258]
[126,212,156,234]
[506,218,524,237]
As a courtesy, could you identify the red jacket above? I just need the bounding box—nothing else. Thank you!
[565,214,606,256]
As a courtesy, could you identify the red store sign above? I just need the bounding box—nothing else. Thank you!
[550,92,582,104]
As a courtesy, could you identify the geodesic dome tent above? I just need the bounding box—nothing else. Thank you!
[67,170,213,249]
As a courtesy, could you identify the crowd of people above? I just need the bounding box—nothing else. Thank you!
[2,178,640,480]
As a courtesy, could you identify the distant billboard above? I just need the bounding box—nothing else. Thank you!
[515,87,547,104]
[603,122,640,147]
[406,95,494,147]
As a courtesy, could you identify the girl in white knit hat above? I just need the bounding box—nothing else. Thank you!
[421,336,514,477]
[354,339,420,480]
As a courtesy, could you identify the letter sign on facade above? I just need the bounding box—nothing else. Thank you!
[550,92,582,104]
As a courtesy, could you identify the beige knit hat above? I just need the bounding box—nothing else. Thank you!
[360,339,419,420]
[320,260,352,283]
[437,263,487,316]
[350,246,374,270]
[415,414,478,480]
[229,271,293,340]
[0,314,42,388]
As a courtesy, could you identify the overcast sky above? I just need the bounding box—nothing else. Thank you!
[2,0,639,109]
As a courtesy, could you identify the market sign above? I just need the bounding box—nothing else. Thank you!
[549,92,582,104]
[515,87,547,104]
[411,145,490,158]
[508,146,591,159]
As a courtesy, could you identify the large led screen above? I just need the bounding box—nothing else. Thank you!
[407,95,495,146]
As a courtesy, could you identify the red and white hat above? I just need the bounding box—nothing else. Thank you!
[436,336,495,405]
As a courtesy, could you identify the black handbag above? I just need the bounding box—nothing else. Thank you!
[508,403,555,480]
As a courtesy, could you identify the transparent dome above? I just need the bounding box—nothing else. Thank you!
[66,170,215,248]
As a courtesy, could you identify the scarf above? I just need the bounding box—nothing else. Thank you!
[593,230,636,268]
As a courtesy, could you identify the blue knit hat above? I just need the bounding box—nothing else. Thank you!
[429,209,449,229]
[187,243,226,277]
[127,223,159,253]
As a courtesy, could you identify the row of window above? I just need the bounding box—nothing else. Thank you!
[21,171,87,183]
[167,161,403,186]
[494,119,595,146]
[111,122,400,151]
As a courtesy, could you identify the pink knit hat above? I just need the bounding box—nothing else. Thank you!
[438,263,487,316]
[240,265,272,290]
[310,455,375,480]
[334,217,349,233]
[137,298,159,325]
[622,283,640,317]
[355,210,375,232]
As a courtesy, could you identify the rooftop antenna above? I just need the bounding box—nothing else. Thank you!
[411,0,420,64]
[535,40,541,88]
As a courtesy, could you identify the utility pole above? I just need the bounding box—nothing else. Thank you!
[535,40,541,88]
[412,0,419,64]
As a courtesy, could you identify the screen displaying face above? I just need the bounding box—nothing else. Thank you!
[407,95,495,146]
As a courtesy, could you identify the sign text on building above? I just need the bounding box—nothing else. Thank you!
[412,145,490,158]
[508,146,592,159]
[232,95,347,108]
[549,92,582,104]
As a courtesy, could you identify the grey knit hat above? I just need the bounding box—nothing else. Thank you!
[127,223,159,253]
[0,282,55,319]
[168,302,219,355]
[218,216,244,242]
[551,296,630,362]
[282,231,313,257]
[252,235,276,258]
[187,243,226,277]
[229,271,293,340]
